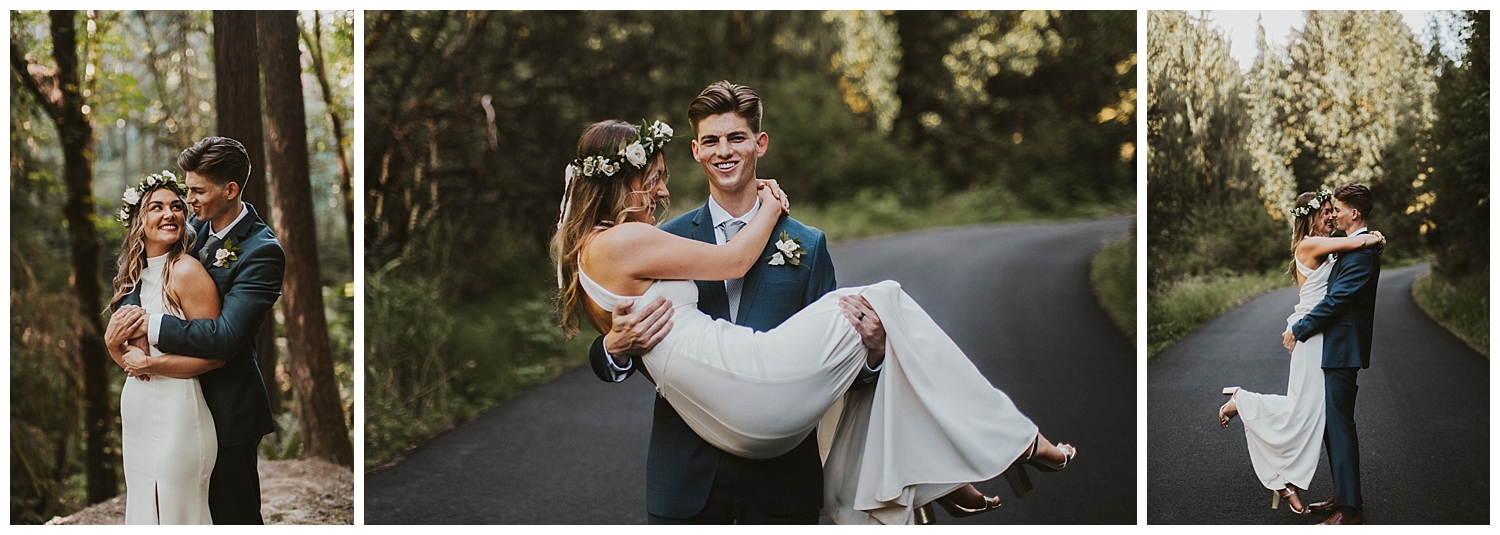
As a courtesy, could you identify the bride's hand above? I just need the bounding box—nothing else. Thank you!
[1368,231,1386,252]
[122,346,151,378]
[757,179,790,215]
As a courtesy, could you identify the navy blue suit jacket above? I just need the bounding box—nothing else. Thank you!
[1290,234,1380,369]
[586,203,866,519]
[121,203,281,447]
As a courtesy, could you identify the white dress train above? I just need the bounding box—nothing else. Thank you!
[580,271,1039,524]
[1230,258,1329,492]
[120,254,217,524]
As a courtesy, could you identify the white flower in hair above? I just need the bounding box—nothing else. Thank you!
[601,160,619,176]
[623,141,648,167]
[162,170,177,180]
[122,188,141,206]
[1308,198,1320,209]
[582,157,598,176]
[118,208,130,221]
[652,120,673,138]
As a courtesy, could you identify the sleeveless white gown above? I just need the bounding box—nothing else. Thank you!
[580,271,1040,524]
[120,254,217,524]
[1231,258,1329,491]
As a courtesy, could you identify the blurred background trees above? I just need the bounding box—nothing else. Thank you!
[364,10,1136,468]
[1147,10,1487,355]
[10,10,355,523]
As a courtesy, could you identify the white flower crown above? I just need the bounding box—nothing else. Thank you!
[1290,189,1332,219]
[564,120,674,182]
[117,170,187,225]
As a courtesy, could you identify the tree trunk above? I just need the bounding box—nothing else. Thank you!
[256,10,352,466]
[302,11,355,250]
[11,10,118,503]
[211,10,282,414]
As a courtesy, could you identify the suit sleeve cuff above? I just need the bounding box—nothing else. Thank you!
[148,314,163,346]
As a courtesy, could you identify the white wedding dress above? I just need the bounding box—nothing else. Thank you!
[120,254,217,524]
[1230,257,1329,492]
[580,270,1040,524]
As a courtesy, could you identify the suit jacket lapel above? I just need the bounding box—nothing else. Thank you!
[690,205,732,321]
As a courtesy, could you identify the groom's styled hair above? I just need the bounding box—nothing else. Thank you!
[1332,183,1373,219]
[178,136,251,188]
[688,80,763,134]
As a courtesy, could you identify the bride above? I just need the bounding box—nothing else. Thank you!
[553,120,1076,524]
[102,171,225,524]
[1216,190,1384,515]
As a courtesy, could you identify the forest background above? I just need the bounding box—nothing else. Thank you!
[1147,10,1488,357]
[365,10,1138,469]
[10,10,356,523]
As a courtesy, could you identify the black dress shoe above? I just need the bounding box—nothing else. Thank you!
[1308,495,1338,514]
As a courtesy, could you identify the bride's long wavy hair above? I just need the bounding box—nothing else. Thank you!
[108,185,198,314]
[1287,190,1325,283]
[550,120,669,337]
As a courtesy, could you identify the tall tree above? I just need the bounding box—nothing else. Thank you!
[1424,10,1489,277]
[212,10,281,413]
[10,10,118,503]
[301,11,354,250]
[256,10,352,466]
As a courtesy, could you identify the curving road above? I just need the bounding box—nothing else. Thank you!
[1147,264,1489,524]
[365,216,1137,524]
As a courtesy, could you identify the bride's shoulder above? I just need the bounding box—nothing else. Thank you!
[169,256,212,284]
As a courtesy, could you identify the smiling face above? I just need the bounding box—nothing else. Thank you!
[691,112,768,199]
[141,187,188,250]
[184,171,239,228]
[1315,203,1335,236]
[625,154,670,223]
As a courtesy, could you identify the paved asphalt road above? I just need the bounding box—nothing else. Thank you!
[1147,264,1489,525]
[365,216,1137,524]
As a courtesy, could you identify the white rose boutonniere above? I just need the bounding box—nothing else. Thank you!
[213,239,244,269]
[767,230,808,267]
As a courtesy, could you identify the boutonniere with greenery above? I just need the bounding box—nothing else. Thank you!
[213,239,243,269]
[767,230,807,267]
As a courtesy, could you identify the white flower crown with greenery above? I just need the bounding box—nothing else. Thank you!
[117,170,187,225]
[1290,189,1332,219]
[564,120,674,182]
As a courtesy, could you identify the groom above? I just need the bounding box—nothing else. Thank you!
[587,80,886,524]
[1283,183,1380,525]
[114,136,282,524]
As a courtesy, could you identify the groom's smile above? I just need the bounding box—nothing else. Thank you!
[692,112,768,200]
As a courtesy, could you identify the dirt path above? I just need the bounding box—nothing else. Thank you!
[44,459,353,525]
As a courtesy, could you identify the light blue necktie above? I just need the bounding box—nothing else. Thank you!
[721,219,746,322]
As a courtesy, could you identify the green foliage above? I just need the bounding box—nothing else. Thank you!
[260,411,305,460]
[1423,10,1489,279]
[1147,270,1291,358]
[1091,230,1137,342]
[1411,269,1489,357]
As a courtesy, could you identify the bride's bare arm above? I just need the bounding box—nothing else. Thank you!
[594,181,784,283]
[1297,232,1385,260]
[124,257,227,379]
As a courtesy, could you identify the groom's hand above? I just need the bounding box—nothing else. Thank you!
[1282,330,1296,354]
[840,295,886,366]
[604,297,674,364]
[105,306,147,354]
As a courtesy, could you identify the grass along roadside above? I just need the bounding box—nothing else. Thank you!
[1090,231,1136,343]
[1411,269,1488,357]
[1147,270,1291,358]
